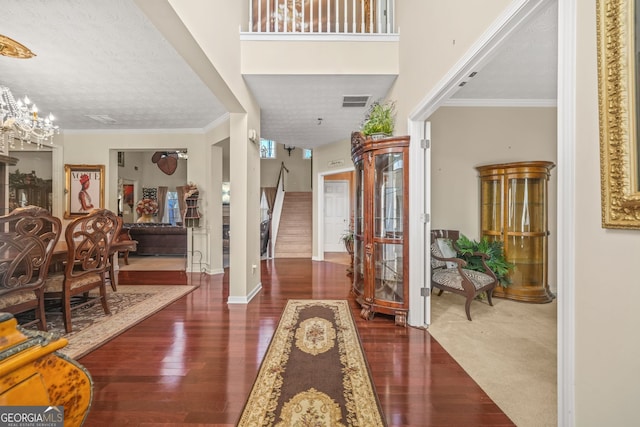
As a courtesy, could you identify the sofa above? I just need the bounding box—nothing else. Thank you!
[124,223,187,256]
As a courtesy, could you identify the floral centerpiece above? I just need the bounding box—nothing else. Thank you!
[136,198,158,223]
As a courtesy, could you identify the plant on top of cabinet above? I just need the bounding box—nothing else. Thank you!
[361,99,396,138]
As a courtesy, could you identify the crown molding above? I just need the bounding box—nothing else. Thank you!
[443,98,557,107]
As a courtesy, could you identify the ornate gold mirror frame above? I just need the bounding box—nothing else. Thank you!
[598,0,640,228]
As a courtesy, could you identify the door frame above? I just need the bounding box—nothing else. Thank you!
[407,120,430,328]
[406,0,574,423]
[315,166,355,262]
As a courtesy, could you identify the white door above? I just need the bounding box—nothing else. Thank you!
[324,180,350,252]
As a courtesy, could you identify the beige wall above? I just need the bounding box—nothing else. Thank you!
[59,131,213,270]
[575,1,640,424]
[61,132,206,213]
[241,39,399,75]
[260,144,313,191]
[117,150,188,222]
[390,0,513,135]
[429,106,558,291]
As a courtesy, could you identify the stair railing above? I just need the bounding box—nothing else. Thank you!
[270,162,289,257]
[248,0,397,35]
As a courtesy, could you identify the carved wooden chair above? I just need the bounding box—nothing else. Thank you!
[44,209,120,333]
[0,206,62,331]
[116,225,136,265]
[107,216,137,291]
[430,229,497,321]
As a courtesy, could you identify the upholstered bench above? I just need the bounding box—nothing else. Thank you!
[124,223,187,255]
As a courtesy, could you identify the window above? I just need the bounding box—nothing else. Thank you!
[260,139,276,159]
[164,191,181,225]
[303,149,312,159]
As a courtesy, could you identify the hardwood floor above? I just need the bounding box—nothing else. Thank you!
[79,259,514,426]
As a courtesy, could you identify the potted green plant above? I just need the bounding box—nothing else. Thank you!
[340,229,354,255]
[455,234,515,287]
[340,229,355,276]
[361,100,396,138]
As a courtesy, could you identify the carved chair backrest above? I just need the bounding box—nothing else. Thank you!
[0,206,61,295]
[64,209,120,279]
[430,229,462,270]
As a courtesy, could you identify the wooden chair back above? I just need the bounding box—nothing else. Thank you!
[0,206,61,329]
[430,229,497,321]
[44,209,120,333]
[64,208,120,278]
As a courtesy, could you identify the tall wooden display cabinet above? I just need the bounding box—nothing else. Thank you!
[351,132,410,326]
[476,161,555,303]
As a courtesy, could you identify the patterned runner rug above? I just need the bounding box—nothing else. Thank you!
[19,285,195,359]
[238,299,386,427]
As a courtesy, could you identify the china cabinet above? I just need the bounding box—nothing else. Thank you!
[351,132,409,326]
[476,161,555,303]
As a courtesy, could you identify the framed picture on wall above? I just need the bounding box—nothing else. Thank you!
[64,164,105,219]
[123,184,134,208]
[118,151,125,167]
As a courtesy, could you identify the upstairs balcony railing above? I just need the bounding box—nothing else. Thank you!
[248,0,396,35]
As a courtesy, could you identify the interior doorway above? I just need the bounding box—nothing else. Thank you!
[323,180,350,252]
[318,168,355,261]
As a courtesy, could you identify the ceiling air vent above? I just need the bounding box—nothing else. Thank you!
[342,95,370,108]
[86,114,117,124]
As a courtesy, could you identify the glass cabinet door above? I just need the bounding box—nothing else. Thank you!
[374,153,404,239]
[480,178,502,235]
[353,160,365,295]
[507,178,546,234]
[372,152,404,304]
[506,177,547,288]
[374,242,403,303]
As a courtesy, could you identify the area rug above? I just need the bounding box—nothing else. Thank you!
[237,299,386,427]
[20,285,195,359]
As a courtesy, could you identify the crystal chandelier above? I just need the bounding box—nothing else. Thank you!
[1,85,59,149]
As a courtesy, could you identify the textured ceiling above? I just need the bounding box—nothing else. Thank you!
[0,0,557,148]
[449,1,558,103]
[244,74,397,148]
[0,0,226,131]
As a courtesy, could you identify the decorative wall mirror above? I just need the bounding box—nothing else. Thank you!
[597,0,640,229]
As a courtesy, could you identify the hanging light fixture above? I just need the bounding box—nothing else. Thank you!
[1,85,59,149]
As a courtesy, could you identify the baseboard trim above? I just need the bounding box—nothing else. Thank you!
[227,282,262,304]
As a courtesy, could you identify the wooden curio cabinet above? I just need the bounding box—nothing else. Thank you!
[351,132,409,326]
[476,161,555,303]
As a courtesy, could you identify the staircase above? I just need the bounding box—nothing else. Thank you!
[275,192,312,258]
